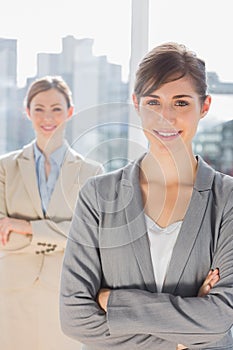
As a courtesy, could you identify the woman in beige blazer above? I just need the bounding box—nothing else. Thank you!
[60,43,233,349]
[0,76,103,350]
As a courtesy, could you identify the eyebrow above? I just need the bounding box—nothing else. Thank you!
[146,94,194,99]
[34,103,62,107]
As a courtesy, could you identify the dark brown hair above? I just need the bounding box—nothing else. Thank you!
[25,75,73,109]
[134,42,207,104]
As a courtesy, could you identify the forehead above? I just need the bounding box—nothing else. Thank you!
[144,76,197,97]
[31,88,66,104]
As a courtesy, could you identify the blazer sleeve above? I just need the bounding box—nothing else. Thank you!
[30,219,70,247]
[0,157,7,218]
[0,159,32,250]
[106,190,233,348]
[60,178,176,349]
[0,154,104,251]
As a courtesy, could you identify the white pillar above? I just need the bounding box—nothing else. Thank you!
[127,0,149,160]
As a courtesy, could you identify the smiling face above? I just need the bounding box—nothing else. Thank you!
[133,76,211,155]
[27,88,73,144]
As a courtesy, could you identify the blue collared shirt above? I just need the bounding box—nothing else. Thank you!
[34,142,68,214]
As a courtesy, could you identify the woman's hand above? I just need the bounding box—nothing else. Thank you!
[176,344,188,350]
[97,269,220,350]
[97,288,111,312]
[177,269,220,350]
[97,269,220,311]
[197,268,219,297]
[0,217,32,246]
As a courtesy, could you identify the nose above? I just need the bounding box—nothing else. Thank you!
[158,105,176,125]
[43,111,53,120]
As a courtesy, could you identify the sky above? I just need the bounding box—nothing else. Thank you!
[1,0,233,87]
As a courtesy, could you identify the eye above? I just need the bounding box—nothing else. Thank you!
[53,107,62,112]
[174,100,189,107]
[147,99,160,106]
[35,107,43,112]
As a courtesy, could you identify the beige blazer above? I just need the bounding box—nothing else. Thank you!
[0,140,103,290]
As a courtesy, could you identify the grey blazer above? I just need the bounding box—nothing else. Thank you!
[60,155,233,350]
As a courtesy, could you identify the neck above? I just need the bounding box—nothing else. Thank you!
[141,146,197,186]
[36,136,64,157]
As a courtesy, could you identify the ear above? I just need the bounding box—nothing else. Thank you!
[66,106,74,120]
[201,95,211,119]
[132,93,140,112]
[26,108,32,121]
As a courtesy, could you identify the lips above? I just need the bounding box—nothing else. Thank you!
[41,125,56,131]
[153,129,182,140]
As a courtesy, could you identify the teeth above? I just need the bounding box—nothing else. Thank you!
[43,126,55,130]
[157,131,178,137]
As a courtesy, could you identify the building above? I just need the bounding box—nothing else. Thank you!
[207,72,233,94]
[193,120,233,176]
[0,38,17,153]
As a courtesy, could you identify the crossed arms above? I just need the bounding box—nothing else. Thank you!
[60,178,233,349]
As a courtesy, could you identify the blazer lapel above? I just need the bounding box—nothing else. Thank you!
[123,157,157,293]
[17,142,44,217]
[47,147,81,216]
[163,157,216,294]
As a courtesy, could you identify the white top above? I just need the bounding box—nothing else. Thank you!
[145,214,183,292]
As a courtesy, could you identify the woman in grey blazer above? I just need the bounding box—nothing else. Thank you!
[0,76,103,350]
[60,43,233,349]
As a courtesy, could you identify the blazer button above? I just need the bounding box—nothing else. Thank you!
[35,242,58,254]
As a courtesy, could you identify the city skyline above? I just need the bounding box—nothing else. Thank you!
[0,0,131,87]
[2,33,233,91]
[1,31,233,175]
[0,0,233,87]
